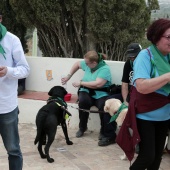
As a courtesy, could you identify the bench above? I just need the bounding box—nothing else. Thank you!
[18,90,101,131]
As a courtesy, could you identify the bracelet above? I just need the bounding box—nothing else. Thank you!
[67,73,72,78]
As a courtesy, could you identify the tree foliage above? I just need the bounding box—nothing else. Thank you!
[0,0,28,53]
[8,0,159,60]
[147,0,159,10]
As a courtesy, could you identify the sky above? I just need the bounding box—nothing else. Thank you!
[159,0,169,4]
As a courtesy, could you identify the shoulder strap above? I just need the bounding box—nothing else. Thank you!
[146,48,156,78]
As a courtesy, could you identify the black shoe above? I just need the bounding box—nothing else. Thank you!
[98,133,105,140]
[98,137,115,146]
[76,129,84,138]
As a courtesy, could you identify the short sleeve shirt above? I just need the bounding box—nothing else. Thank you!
[133,48,170,121]
[122,59,133,85]
[80,60,112,99]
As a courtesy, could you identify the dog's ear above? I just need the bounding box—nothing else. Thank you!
[60,86,68,96]
[48,86,55,96]
[104,105,109,112]
[48,86,67,98]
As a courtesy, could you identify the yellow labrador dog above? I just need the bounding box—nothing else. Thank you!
[104,98,128,160]
[104,98,128,129]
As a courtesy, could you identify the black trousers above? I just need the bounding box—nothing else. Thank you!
[78,92,116,139]
[130,118,169,170]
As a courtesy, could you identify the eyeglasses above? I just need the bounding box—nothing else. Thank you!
[162,35,170,41]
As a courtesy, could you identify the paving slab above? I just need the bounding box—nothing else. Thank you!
[0,124,169,170]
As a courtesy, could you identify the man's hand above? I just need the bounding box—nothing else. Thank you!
[0,66,7,77]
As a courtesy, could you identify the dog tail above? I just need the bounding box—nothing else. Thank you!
[34,132,40,145]
[34,138,38,145]
[34,127,43,145]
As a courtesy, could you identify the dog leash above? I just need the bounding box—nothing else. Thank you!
[56,103,72,116]
[48,97,106,114]
[55,102,72,127]
[67,105,106,114]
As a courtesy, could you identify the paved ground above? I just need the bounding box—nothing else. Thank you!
[0,123,170,170]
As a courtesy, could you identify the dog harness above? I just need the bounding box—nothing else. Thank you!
[55,102,71,120]
[47,96,72,120]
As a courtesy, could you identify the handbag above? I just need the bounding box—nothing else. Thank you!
[107,84,121,95]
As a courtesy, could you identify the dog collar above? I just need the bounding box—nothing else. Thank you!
[109,102,128,123]
[47,97,67,107]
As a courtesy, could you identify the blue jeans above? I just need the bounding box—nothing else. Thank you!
[0,107,23,170]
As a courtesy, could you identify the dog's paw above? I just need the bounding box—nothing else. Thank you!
[66,141,73,145]
[47,158,54,163]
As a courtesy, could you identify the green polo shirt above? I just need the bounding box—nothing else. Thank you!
[79,60,112,99]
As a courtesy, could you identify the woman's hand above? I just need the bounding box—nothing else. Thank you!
[72,81,81,88]
[61,74,72,85]
[61,61,81,85]
[72,78,107,89]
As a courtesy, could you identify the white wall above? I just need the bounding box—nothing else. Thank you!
[26,57,125,94]
[19,57,125,130]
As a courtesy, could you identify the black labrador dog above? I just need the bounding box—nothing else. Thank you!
[34,86,73,163]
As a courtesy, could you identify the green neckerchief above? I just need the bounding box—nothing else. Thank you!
[109,102,128,123]
[47,96,67,107]
[90,53,106,72]
[0,23,7,59]
[150,45,170,93]
[47,96,70,120]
